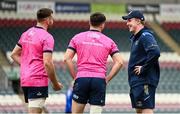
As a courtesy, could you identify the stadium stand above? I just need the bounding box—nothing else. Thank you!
[0,93,26,113]
[1,18,180,113]
[53,60,180,94]
[0,19,173,52]
[0,65,8,91]
[162,22,180,44]
[0,1,180,112]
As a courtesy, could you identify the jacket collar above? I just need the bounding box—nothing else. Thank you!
[130,27,150,41]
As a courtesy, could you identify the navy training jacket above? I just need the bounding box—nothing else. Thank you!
[128,27,160,88]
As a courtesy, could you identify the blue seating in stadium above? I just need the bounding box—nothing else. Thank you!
[162,22,180,45]
[167,29,180,44]
[0,19,174,52]
[53,66,180,94]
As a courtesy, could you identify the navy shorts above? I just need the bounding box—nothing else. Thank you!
[130,84,156,109]
[22,86,48,103]
[72,77,106,106]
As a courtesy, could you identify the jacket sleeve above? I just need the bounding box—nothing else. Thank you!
[140,32,160,74]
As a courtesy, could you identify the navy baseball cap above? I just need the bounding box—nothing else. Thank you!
[122,10,145,21]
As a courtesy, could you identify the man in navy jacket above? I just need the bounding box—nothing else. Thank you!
[122,10,160,114]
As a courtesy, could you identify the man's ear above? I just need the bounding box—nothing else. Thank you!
[100,23,105,30]
[137,19,141,25]
[89,21,91,26]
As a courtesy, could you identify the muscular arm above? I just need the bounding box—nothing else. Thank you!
[43,52,62,90]
[11,45,22,65]
[106,53,124,84]
[64,49,76,79]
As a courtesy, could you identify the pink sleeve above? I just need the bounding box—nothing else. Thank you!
[110,41,119,56]
[43,35,54,52]
[17,34,23,48]
[68,36,76,52]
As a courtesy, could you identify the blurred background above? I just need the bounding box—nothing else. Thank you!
[0,0,180,113]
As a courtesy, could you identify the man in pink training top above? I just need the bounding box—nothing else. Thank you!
[11,8,63,113]
[64,12,124,114]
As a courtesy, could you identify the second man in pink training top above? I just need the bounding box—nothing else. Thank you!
[64,12,124,114]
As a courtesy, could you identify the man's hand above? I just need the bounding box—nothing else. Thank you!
[52,82,63,91]
[105,76,110,84]
[134,66,142,75]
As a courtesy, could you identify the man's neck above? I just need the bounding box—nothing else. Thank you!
[36,23,48,30]
[90,26,101,32]
[134,25,144,35]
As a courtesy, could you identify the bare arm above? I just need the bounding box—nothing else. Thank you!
[43,52,63,91]
[11,45,22,65]
[106,53,124,84]
[64,49,76,79]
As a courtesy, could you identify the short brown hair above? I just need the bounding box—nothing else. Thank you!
[140,20,145,25]
[90,12,106,27]
[37,8,53,22]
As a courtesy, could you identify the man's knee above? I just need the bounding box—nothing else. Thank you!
[136,108,153,114]
[90,105,103,114]
[28,98,46,113]
[136,108,142,114]
[142,109,153,114]
[72,100,86,113]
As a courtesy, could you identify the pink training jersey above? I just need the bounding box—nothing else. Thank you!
[68,30,119,79]
[17,26,54,87]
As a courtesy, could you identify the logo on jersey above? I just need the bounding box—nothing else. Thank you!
[22,30,35,43]
[135,40,139,46]
[88,33,100,39]
[28,30,35,37]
